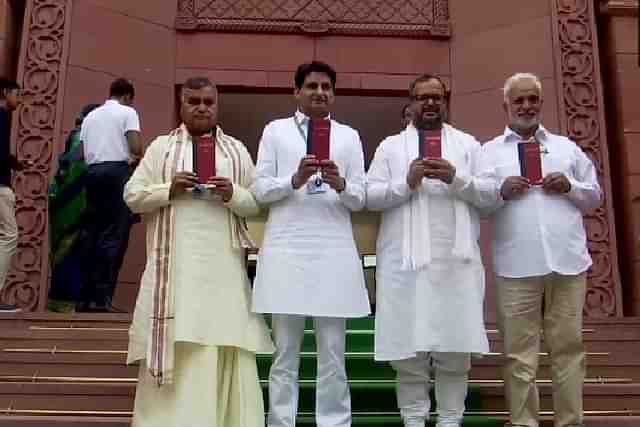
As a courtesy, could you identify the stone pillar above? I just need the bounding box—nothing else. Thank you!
[1,0,72,311]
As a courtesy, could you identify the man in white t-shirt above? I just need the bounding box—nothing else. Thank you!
[77,78,142,312]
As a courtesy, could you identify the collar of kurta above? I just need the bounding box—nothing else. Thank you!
[503,124,549,142]
[294,109,331,124]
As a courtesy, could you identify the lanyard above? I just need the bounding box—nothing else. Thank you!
[293,115,310,154]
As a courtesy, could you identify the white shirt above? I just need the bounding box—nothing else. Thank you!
[80,99,140,165]
[251,111,370,317]
[478,126,602,278]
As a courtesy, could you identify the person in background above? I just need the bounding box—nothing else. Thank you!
[401,103,413,128]
[48,103,100,313]
[77,78,142,312]
[0,78,29,312]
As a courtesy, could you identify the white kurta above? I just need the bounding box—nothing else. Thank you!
[367,125,496,361]
[251,111,370,317]
[125,132,274,364]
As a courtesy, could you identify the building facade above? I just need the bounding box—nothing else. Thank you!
[0,0,637,318]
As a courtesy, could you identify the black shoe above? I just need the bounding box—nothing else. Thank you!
[0,303,21,312]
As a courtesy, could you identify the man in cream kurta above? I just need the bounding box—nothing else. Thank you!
[125,77,273,427]
[252,62,370,427]
[367,75,496,427]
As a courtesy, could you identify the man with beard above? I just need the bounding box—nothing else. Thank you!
[252,61,370,427]
[124,76,273,427]
[478,73,601,427]
[366,74,496,427]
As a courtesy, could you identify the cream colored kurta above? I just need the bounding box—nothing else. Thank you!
[125,132,273,364]
[367,125,496,361]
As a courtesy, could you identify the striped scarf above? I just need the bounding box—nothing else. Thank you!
[147,124,256,386]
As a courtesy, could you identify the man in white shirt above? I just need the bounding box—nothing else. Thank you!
[252,61,370,427]
[78,78,142,312]
[367,74,495,427]
[478,73,602,427]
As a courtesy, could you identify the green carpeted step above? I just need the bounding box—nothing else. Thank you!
[259,381,485,413]
[288,329,374,353]
[293,413,503,426]
[257,352,393,380]
[265,316,375,332]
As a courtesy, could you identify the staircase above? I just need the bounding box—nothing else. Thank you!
[0,313,639,426]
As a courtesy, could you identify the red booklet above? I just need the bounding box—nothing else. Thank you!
[419,129,442,159]
[517,141,543,184]
[307,118,331,160]
[193,135,216,183]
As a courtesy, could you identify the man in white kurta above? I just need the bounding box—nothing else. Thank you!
[124,77,273,427]
[252,62,370,427]
[367,75,495,427]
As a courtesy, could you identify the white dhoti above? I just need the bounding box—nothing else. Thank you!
[132,342,264,427]
[268,315,350,427]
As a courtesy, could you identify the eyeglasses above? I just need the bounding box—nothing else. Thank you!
[411,94,445,104]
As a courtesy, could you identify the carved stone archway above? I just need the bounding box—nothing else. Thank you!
[551,0,623,316]
[3,0,71,311]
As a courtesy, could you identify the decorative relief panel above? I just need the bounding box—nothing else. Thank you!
[176,0,450,38]
[2,0,72,311]
[552,0,623,316]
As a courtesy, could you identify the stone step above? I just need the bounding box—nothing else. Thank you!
[0,413,638,427]
[0,381,638,413]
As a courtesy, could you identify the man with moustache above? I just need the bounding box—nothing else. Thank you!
[124,76,273,427]
[252,61,370,427]
[367,74,496,427]
[478,73,601,427]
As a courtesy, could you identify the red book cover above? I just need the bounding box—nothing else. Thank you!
[309,118,331,160]
[193,135,216,183]
[517,141,543,184]
[419,129,442,158]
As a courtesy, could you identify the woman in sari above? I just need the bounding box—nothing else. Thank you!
[48,104,99,312]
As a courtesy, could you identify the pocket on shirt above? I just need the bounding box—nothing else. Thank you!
[542,153,572,176]
[495,163,519,179]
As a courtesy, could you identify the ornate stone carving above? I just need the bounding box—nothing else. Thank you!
[552,0,623,316]
[176,0,451,38]
[2,0,72,311]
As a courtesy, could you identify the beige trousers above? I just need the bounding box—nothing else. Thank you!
[132,343,265,427]
[0,186,17,292]
[495,273,586,427]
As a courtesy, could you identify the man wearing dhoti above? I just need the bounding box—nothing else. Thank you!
[252,61,370,427]
[366,74,497,427]
[124,76,273,427]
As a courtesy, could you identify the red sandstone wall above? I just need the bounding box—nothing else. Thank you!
[55,1,619,315]
[601,8,640,315]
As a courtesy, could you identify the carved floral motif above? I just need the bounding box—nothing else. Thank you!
[176,0,451,38]
[552,0,623,316]
[2,0,71,311]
